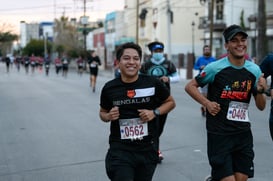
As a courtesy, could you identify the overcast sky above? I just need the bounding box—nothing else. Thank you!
[0,0,124,33]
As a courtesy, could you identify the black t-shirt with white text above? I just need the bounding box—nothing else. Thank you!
[100,74,170,150]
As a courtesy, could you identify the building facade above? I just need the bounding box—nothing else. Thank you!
[112,0,273,62]
[19,0,273,70]
[199,0,273,58]
[20,21,40,48]
[20,21,54,54]
[122,0,205,57]
[104,11,126,69]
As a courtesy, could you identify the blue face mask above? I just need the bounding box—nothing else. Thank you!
[152,53,164,61]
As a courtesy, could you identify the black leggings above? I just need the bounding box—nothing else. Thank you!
[106,147,157,181]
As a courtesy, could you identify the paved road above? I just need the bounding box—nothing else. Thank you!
[0,63,272,181]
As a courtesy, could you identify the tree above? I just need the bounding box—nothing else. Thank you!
[240,10,246,29]
[257,0,267,63]
[0,32,18,42]
[54,16,81,57]
[0,23,18,56]
[55,44,65,56]
[22,39,51,56]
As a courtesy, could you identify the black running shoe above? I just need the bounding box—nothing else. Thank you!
[158,150,164,163]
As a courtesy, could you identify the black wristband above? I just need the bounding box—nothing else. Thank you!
[256,88,264,94]
[253,87,264,95]
[264,88,271,96]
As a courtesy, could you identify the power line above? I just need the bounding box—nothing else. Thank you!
[0,3,72,12]
[0,2,121,14]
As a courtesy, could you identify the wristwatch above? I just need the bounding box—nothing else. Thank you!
[153,108,160,116]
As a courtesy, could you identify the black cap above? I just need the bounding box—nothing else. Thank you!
[148,41,164,52]
[223,24,248,42]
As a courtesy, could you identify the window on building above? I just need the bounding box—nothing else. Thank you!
[216,0,224,20]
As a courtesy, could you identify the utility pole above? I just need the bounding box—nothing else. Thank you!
[166,0,172,59]
[199,0,214,52]
[83,0,87,52]
[209,0,214,51]
[136,0,139,44]
[54,0,56,19]
[192,21,195,56]
[52,0,56,59]
[257,0,267,63]
[44,32,48,57]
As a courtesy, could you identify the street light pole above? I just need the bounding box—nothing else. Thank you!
[80,0,89,70]
[192,21,195,56]
[166,0,172,59]
[209,0,214,51]
[199,0,214,51]
[44,32,48,57]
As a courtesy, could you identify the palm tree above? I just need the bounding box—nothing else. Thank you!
[53,16,81,56]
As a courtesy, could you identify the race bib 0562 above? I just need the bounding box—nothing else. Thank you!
[119,118,148,140]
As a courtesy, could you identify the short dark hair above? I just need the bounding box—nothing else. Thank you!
[203,45,210,50]
[116,42,142,61]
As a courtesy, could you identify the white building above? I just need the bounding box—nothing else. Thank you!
[19,21,54,49]
[20,21,40,48]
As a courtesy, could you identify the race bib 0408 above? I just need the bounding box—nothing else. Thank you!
[226,101,250,122]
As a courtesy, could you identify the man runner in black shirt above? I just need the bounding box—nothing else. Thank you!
[99,42,175,181]
[185,24,267,181]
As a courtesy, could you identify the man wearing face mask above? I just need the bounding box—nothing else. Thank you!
[140,41,180,163]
